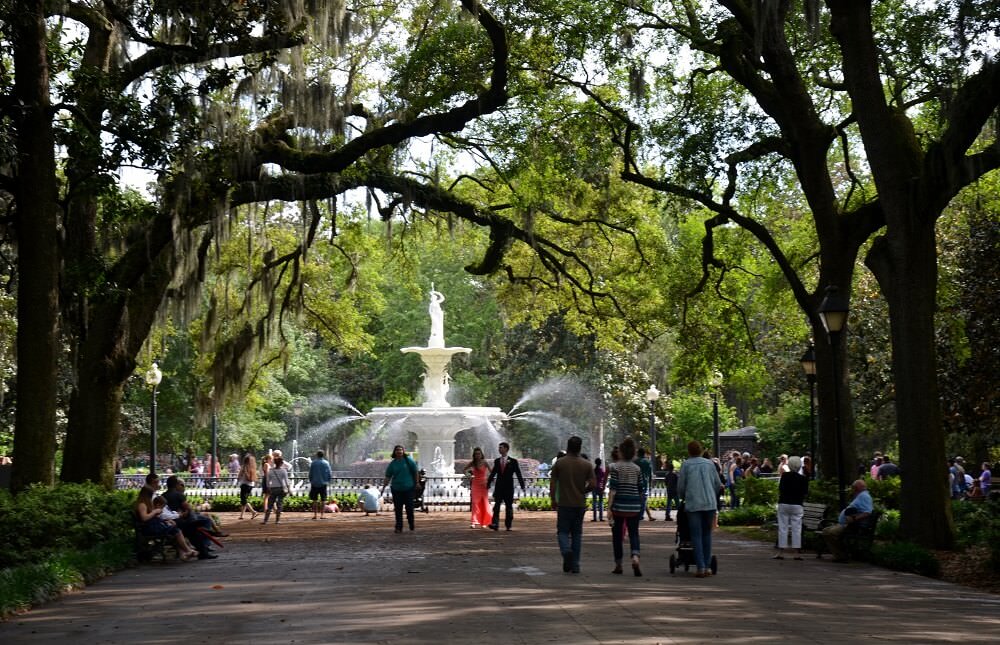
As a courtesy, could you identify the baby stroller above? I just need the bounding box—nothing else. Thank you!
[669,502,718,575]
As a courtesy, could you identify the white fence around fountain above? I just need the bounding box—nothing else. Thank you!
[114,474,677,509]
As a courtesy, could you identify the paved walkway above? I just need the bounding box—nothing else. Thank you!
[1,511,997,644]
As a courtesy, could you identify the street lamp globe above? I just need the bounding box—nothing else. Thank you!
[144,362,163,476]
[646,384,660,403]
[145,362,162,388]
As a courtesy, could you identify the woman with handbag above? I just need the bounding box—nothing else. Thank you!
[237,454,259,520]
[262,454,291,524]
[607,436,644,576]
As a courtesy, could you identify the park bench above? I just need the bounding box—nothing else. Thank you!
[132,512,178,563]
[814,508,882,561]
[783,501,829,554]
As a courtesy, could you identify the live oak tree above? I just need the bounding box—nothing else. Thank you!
[517,0,1000,547]
[2,0,516,488]
[3,0,653,490]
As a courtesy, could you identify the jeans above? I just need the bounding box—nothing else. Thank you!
[591,493,605,520]
[392,488,415,530]
[729,484,740,508]
[265,491,285,516]
[686,509,716,571]
[556,506,586,571]
[777,503,804,549]
[611,513,640,563]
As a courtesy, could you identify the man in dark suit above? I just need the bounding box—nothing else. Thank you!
[487,441,526,531]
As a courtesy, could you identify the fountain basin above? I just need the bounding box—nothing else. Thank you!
[367,406,506,476]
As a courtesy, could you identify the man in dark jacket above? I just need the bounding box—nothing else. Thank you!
[487,442,525,531]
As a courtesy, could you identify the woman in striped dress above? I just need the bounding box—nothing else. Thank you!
[607,436,645,576]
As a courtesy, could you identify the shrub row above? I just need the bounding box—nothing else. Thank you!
[0,483,134,569]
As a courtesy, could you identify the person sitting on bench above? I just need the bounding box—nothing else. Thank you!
[821,479,874,562]
[135,477,198,560]
[163,475,223,559]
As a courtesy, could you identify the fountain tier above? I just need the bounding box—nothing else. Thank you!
[366,406,506,476]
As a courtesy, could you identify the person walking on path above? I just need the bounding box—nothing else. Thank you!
[635,448,655,521]
[236,454,259,520]
[382,445,420,533]
[262,455,291,524]
[487,441,525,531]
[678,440,724,578]
[591,458,607,522]
[309,451,333,520]
[549,436,596,574]
[664,461,679,521]
[608,437,645,576]
[775,455,808,559]
[979,462,992,498]
[464,447,493,528]
[260,453,273,516]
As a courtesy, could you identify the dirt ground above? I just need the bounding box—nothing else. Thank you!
[2,508,999,644]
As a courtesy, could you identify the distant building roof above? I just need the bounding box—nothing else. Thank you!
[719,426,758,437]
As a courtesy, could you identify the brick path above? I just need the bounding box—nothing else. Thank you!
[1,511,997,643]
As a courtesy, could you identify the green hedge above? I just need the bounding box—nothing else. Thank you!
[0,483,134,569]
[517,496,552,511]
[718,504,776,526]
[869,541,940,577]
[738,477,778,506]
[0,540,133,617]
[186,493,361,512]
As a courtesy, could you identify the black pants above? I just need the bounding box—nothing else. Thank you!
[176,514,213,553]
[492,492,515,528]
[392,488,415,530]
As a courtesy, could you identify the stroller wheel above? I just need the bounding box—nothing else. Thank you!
[710,555,718,575]
[669,554,676,574]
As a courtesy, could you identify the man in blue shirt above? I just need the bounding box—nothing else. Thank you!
[822,479,875,561]
[309,451,333,520]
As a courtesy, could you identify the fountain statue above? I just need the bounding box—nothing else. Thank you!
[428,284,445,348]
[367,286,506,475]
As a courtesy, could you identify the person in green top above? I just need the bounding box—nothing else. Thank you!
[381,445,420,533]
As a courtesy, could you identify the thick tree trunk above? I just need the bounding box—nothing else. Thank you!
[60,358,127,489]
[10,1,60,491]
[60,298,133,487]
[867,226,954,549]
[61,218,179,485]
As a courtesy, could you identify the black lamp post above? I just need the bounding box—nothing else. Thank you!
[293,401,304,469]
[800,344,817,479]
[145,362,163,475]
[210,394,218,481]
[710,371,723,458]
[818,285,849,509]
[646,385,660,467]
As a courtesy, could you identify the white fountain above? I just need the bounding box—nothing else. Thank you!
[367,285,507,475]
